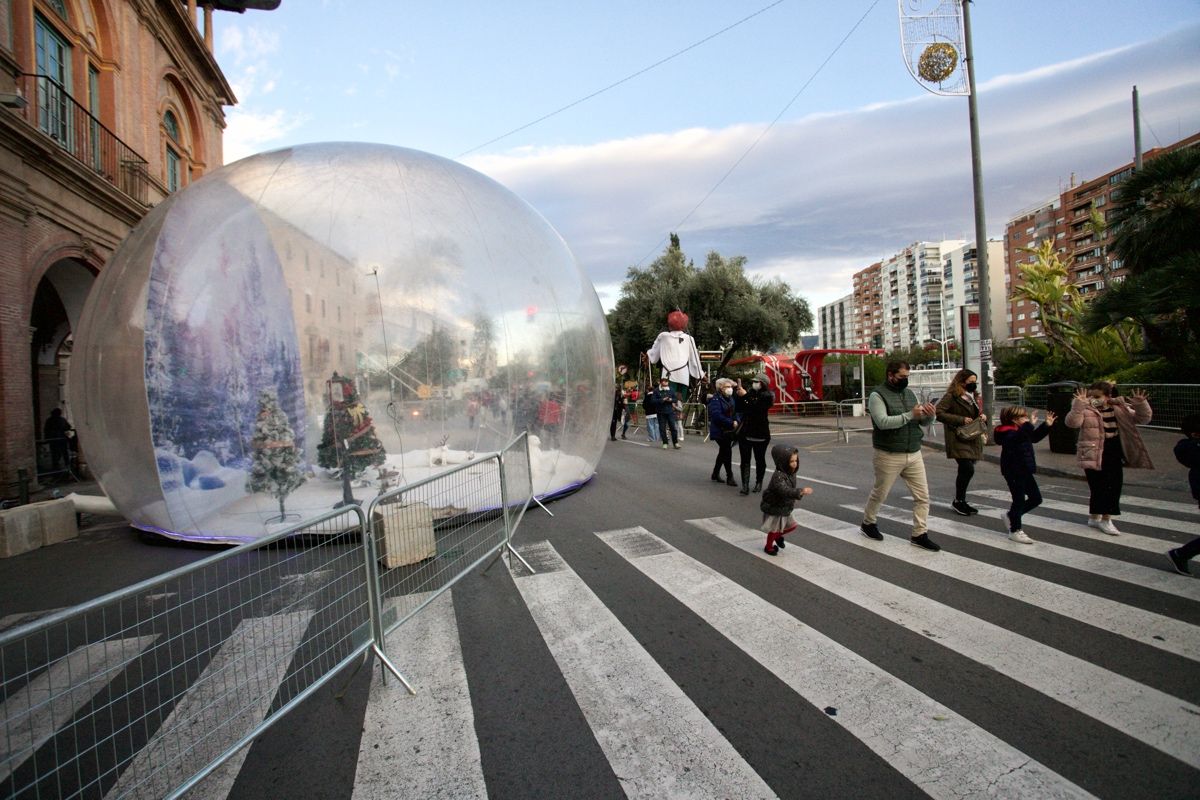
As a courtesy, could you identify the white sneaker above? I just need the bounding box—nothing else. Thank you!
[1008,530,1034,544]
[1087,518,1102,529]
[1098,519,1120,536]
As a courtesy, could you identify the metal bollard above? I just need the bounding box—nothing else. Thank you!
[17,467,30,505]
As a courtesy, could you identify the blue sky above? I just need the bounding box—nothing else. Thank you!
[213,1,1200,318]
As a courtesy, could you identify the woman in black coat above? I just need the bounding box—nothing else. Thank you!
[734,372,773,495]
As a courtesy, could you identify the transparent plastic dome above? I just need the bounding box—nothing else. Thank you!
[71,143,613,542]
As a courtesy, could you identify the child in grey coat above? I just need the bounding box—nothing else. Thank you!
[760,443,813,555]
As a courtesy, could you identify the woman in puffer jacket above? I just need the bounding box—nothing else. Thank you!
[1064,382,1152,535]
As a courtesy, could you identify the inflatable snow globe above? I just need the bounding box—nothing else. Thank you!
[71,143,613,542]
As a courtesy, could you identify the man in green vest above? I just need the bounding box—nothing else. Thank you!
[860,361,942,551]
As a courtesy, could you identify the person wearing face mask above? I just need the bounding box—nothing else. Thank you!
[707,378,740,484]
[935,369,986,515]
[651,379,681,449]
[860,361,941,551]
[734,372,774,495]
[1064,382,1153,535]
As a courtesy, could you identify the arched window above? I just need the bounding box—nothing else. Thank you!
[163,110,182,192]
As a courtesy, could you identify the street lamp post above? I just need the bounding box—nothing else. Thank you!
[898,0,992,421]
[927,337,950,369]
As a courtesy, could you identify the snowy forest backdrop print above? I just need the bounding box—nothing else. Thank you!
[143,180,305,527]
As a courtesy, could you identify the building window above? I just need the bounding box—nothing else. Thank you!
[87,65,101,170]
[166,146,180,192]
[163,111,182,192]
[34,14,72,144]
[164,110,180,142]
[305,294,312,313]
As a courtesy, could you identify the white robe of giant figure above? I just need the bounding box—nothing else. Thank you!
[647,310,704,406]
[648,330,703,384]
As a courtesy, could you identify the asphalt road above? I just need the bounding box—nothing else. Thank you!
[2,424,1198,799]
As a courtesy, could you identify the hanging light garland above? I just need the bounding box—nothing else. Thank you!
[917,41,958,83]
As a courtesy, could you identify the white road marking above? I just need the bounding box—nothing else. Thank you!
[830,505,1200,662]
[602,527,1095,799]
[0,608,70,634]
[731,461,857,490]
[106,612,314,799]
[510,540,777,800]
[970,489,1198,537]
[1041,488,1200,516]
[849,504,1200,602]
[687,517,1200,767]
[0,636,159,784]
[352,592,486,800]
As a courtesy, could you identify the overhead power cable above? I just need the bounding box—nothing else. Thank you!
[635,0,883,268]
[456,0,787,158]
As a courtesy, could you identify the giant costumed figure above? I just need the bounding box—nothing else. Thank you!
[646,310,704,403]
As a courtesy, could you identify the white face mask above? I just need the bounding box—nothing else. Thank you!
[723,387,733,396]
[751,382,762,390]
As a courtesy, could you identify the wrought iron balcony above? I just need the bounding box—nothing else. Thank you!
[13,73,150,205]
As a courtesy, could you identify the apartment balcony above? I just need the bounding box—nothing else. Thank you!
[10,73,151,205]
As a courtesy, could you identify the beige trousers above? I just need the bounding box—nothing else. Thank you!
[862,449,929,536]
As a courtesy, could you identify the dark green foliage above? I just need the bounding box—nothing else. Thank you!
[606,235,812,374]
[1085,146,1200,377]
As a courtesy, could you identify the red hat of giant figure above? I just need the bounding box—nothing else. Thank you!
[667,310,689,331]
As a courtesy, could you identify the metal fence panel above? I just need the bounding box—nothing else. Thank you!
[0,506,370,800]
[367,438,532,638]
[2,435,537,799]
[499,432,534,540]
[1021,383,1197,430]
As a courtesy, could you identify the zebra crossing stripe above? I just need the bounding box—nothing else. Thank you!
[970,489,1198,538]
[686,517,1200,767]
[600,527,1095,799]
[352,592,486,800]
[851,503,1200,602]
[105,611,314,799]
[510,540,777,800]
[1052,492,1200,517]
[827,505,1200,662]
[0,636,159,784]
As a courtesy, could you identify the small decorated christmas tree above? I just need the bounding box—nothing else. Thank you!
[317,372,387,478]
[246,389,306,521]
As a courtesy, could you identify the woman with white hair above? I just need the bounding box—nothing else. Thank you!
[707,378,740,485]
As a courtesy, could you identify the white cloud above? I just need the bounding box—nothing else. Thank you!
[463,25,1200,324]
[222,108,308,164]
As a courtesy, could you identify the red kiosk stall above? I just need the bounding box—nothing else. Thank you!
[729,348,884,408]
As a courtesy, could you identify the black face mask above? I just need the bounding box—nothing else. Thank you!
[891,376,909,391]
[965,382,978,394]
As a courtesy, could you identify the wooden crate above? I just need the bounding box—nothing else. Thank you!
[375,501,436,568]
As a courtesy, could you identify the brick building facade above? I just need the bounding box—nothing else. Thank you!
[0,1,264,490]
[1003,131,1200,342]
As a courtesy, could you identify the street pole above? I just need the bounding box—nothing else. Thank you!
[960,0,992,423]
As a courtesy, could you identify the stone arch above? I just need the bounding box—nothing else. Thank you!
[29,252,98,449]
[161,70,207,173]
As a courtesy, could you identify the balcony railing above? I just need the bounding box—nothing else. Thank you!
[14,73,150,205]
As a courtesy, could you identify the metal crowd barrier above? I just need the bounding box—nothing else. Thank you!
[0,505,371,800]
[1021,383,1197,431]
[0,434,536,800]
[367,433,534,642]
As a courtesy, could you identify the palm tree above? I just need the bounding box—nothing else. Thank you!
[1010,239,1086,362]
[1087,146,1200,361]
